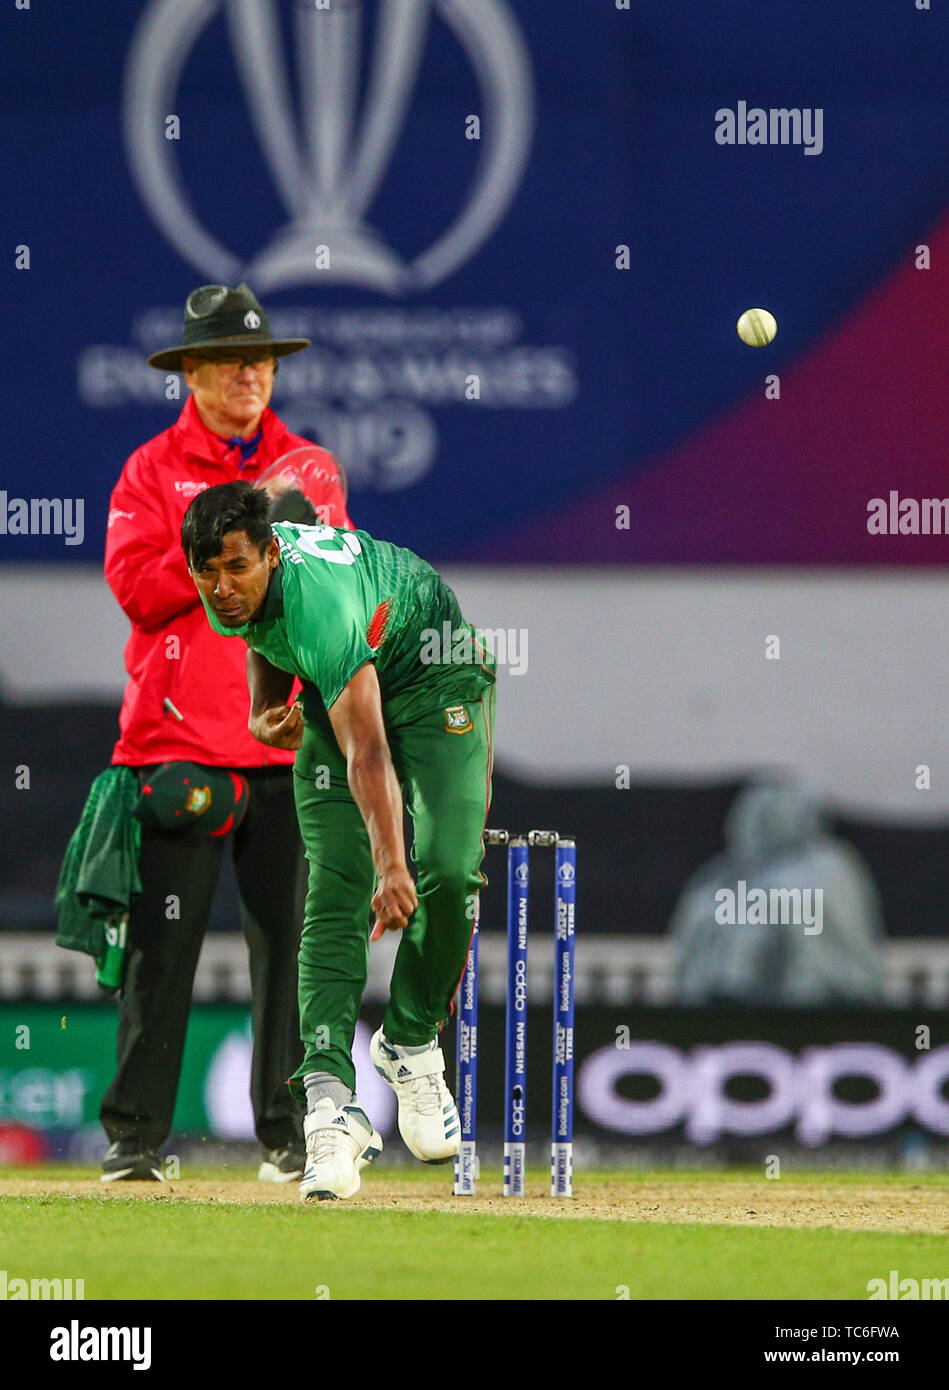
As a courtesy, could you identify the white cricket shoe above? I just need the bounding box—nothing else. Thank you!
[257,1145,306,1183]
[299,1097,383,1202]
[369,1028,461,1164]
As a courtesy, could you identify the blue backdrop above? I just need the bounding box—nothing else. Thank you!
[3,0,949,563]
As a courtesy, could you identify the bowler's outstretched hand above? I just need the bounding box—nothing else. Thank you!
[370,868,418,941]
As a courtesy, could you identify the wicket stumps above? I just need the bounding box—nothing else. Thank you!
[453,899,479,1198]
[453,828,577,1198]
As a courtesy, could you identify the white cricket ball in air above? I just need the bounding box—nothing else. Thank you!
[736,307,778,346]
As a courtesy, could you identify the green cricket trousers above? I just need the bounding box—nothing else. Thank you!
[289,684,495,1097]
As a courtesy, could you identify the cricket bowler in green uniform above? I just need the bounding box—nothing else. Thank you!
[182,481,495,1200]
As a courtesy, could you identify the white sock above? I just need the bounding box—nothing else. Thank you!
[304,1072,352,1112]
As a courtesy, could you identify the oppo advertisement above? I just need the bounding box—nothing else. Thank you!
[2,1004,946,1160]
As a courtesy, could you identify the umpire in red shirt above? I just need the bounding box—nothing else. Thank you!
[100,283,351,1181]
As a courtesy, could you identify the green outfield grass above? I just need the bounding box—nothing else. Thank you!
[0,1167,945,1301]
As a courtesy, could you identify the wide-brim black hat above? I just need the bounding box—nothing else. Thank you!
[147,283,310,370]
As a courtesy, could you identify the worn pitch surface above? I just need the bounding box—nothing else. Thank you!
[2,1167,947,1228]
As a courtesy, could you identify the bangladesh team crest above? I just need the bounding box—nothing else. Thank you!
[445,705,473,734]
[184,785,212,816]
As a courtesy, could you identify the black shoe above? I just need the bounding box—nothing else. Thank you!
[258,1146,306,1183]
[100,1140,164,1183]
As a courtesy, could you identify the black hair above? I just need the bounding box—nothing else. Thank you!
[181,480,273,570]
[268,487,317,526]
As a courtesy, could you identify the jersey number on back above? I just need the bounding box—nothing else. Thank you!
[292,525,363,567]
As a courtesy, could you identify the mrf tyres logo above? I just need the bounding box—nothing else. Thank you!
[50,1321,151,1370]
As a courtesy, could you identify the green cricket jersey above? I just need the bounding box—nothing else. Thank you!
[203,522,495,755]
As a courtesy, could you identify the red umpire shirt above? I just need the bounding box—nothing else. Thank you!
[106,394,351,767]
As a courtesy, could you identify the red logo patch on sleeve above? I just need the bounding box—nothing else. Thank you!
[367,599,392,650]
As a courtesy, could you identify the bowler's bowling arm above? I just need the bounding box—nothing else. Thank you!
[328,662,417,934]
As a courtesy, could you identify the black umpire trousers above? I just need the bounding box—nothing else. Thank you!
[100,766,306,1153]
